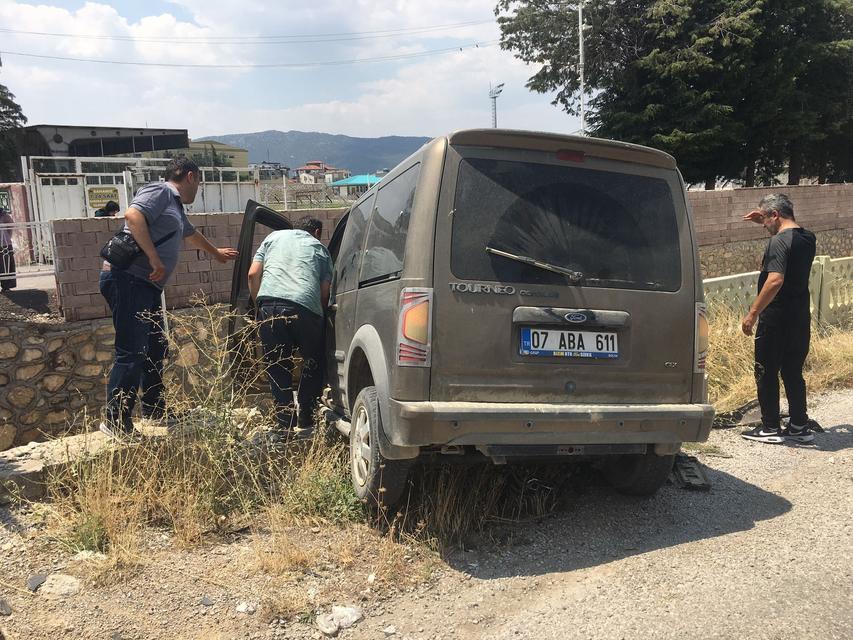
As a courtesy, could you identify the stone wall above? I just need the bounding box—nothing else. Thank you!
[53,208,346,322]
[0,318,114,450]
[698,228,853,278]
[0,306,236,451]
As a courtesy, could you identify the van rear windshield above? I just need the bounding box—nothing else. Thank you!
[450,157,682,291]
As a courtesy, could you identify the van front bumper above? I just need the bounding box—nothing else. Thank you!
[386,399,714,451]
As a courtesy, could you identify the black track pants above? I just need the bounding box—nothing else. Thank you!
[754,317,811,428]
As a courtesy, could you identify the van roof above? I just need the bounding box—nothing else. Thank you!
[446,129,677,170]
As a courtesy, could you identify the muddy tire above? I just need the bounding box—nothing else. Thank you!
[349,386,412,513]
[603,451,676,496]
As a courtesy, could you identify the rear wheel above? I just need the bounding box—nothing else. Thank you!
[350,386,412,514]
[603,451,676,496]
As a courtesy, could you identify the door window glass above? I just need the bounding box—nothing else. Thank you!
[335,194,374,293]
[359,164,420,285]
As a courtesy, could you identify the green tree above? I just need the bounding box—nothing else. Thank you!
[0,82,28,182]
[496,1,853,186]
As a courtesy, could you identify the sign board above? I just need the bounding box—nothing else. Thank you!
[0,190,9,211]
[87,186,120,209]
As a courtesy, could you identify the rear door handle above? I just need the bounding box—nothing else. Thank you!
[328,303,338,311]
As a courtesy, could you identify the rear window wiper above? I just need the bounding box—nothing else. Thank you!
[486,246,583,283]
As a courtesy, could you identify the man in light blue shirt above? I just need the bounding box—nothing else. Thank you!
[249,217,333,432]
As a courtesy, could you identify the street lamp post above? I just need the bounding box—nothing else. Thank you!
[578,0,586,134]
[489,82,505,128]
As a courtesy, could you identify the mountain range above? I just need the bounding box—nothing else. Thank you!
[197,130,432,175]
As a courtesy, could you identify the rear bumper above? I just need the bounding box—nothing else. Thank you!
[386,399,715,449]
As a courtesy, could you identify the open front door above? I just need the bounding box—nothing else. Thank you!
[227,200,292,383]
[324,211,349,408]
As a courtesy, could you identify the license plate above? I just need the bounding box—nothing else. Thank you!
[520,327,618,359]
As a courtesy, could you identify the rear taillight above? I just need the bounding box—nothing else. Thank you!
[397,287,433,367]
[695,302,709,373]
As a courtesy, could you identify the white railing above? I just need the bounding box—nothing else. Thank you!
[703,255,853,325]
[0,220,56,283]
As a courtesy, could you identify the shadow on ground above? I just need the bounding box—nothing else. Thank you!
[444,463,792,580]
[781,424,852,453]
[0,288,56,317]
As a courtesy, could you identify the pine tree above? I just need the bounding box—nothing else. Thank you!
[0,82,28,182]
[496,0,853,185]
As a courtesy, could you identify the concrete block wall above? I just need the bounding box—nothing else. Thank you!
[51,185,853,320]
[53,208,347,322]
[686,183,853,246]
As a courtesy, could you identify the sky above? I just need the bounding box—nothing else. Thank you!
[0,0,582,140]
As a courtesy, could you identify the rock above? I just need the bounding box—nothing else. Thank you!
[0,327,9,338]
[0,342,18,359]
[367,573,376,585]
[0,424,15,451]
[77,364,104,378]
[7,387,35,408]
[21,348,44,363]
[79,342,97,361]
[40,574,81,598]
[331,605,363,630]
[16,363,45,381]
[0,597,11,615]
[316,614,339,637]
[236,601,257,614]
[26,574,48,592]
[383,625,398,636]
[47,338,64,353]
[44,410,69,425]
[175,344,199,368]
[40,373,68,392]
[201,596,214,606]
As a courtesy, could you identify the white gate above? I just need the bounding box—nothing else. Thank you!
[34,174,87,220]
[24,156,260,222]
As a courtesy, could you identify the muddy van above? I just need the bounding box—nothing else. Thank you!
[233,129,714,508]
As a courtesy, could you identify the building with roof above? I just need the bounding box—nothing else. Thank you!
[296,161,351,185]
[20,124,189,158]
[331,174,382,199]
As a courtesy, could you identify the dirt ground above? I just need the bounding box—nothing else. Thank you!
[1,389,851,640]
[0,287,61,323]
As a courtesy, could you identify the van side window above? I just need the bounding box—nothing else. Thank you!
[359,164,421,285]
[335,194,374,293]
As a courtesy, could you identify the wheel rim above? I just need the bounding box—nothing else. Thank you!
[352,405,371,488]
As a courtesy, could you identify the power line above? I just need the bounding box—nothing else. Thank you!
[0,19,494,45]
[0,41,497,69]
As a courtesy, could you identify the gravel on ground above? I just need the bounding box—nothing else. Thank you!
[0,389,850,640]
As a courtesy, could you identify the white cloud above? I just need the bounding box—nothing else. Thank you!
[0,1,578,139]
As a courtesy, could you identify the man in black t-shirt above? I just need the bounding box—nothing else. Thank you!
[740,194,818,444]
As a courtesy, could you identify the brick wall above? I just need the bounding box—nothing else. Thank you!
[51,184,853,321]
[53,208,347,322]
[686,183,853,246]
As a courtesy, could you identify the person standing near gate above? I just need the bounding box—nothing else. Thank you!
[0,207,16,291]
[248,216,333,435]
[740,194,818,444]
[99,157,238,439]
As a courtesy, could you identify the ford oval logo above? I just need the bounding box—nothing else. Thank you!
[565,312,587,323]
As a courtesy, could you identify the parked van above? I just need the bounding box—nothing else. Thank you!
[232,129,714,509]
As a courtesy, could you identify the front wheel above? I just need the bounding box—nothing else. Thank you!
[350,386,412,513]
[603,451,676,496]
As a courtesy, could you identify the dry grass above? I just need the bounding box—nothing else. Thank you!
[707,303,853,413]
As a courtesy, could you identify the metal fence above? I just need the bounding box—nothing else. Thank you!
[703,255,853,325]
[0,220,56,284]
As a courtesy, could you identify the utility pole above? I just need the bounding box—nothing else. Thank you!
[578,0,586,134]
[489,82,505,128]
